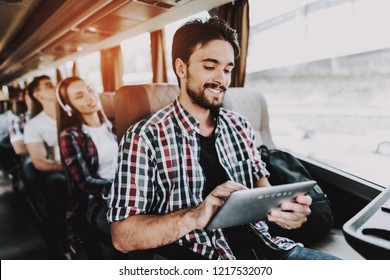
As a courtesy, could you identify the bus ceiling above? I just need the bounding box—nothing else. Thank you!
[0,0,231,85]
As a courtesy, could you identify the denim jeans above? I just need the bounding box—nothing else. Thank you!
[270,245,340,260]
[225,225,341,260]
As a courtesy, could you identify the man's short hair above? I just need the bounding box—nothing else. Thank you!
[172,16,240,86]
[26,75,50,116]
[27,75,50,99]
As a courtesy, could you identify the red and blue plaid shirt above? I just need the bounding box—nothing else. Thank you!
[107,99,299,259]
[60,125,115,219]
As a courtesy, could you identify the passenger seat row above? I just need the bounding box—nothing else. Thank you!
[112,84,275,149]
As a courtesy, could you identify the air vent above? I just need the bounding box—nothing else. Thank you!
[136,0,191,10]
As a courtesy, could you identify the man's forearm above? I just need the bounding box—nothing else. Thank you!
[111,208,197,253]
[12,140,29,155]
[32,157,63,171]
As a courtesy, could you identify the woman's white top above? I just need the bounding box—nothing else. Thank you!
[83,123,118,180]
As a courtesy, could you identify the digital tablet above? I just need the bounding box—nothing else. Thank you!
[206,180,316,230]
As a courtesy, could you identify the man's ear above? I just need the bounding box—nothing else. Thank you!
[175,58,187,80]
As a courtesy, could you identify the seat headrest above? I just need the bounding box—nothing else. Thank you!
[114,84,275,149]
[0,100,11,114]
[99,92,115,124]
[115,83,179,143]
[223,88,275,148]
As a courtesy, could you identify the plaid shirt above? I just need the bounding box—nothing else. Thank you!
[107,99,299,259]
[60,124,114,219]
[9,112,30,143]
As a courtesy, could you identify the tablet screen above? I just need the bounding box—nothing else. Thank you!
[206,180,316,230]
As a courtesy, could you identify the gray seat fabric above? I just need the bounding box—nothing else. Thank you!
[223,88,275,149]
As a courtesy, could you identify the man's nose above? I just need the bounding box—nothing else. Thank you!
[213,68,228,86]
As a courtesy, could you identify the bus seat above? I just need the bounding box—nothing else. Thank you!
[115,83,179,143]
[99,92,116,126]
[0,100,11,114]
[12,100,27,116]
[223,88,276,149]
[114,85,273,148]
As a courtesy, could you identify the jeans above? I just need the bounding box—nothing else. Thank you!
[270,245,340,260]
[225,225,341,260]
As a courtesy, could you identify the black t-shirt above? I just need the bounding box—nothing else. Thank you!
[198,132,262,259]
[198,133,228,198]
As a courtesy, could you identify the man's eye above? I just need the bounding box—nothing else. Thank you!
[224,69,232,74]
[204,66,214,70]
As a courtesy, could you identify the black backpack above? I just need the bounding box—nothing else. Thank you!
[258,145,334,245]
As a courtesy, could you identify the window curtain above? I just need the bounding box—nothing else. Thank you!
[55,68,63,83]
[150,29,168,83]
[210,0,249,87]
[72,62,79,77]
[101,46,123,91]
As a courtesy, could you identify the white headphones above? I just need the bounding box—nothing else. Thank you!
[55,80,73,117]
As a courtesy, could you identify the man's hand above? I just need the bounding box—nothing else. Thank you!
[267,194,312,230]
[112,181,247,253]
[188,180,247,230]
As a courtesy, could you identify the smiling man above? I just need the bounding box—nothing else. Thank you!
[107,17,338,260]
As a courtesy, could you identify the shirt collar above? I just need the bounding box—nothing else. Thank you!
[172,99,199,135]
[82,122,107,134]
[172,98,224,136]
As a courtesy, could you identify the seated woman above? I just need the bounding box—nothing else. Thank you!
[56,76,117,237]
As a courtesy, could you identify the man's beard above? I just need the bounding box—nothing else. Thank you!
[186,82,227,111]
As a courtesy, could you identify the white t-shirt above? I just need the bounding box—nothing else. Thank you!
[10,112,30,144]
[0,110,16,141]
[83,123,118,180]
[24,111,60,162]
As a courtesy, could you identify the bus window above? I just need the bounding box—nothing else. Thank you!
[164,11,211,84]
[76,51,103,93]
[247,0,390,187]
[58,61,76,80]
[121,32,152,84]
